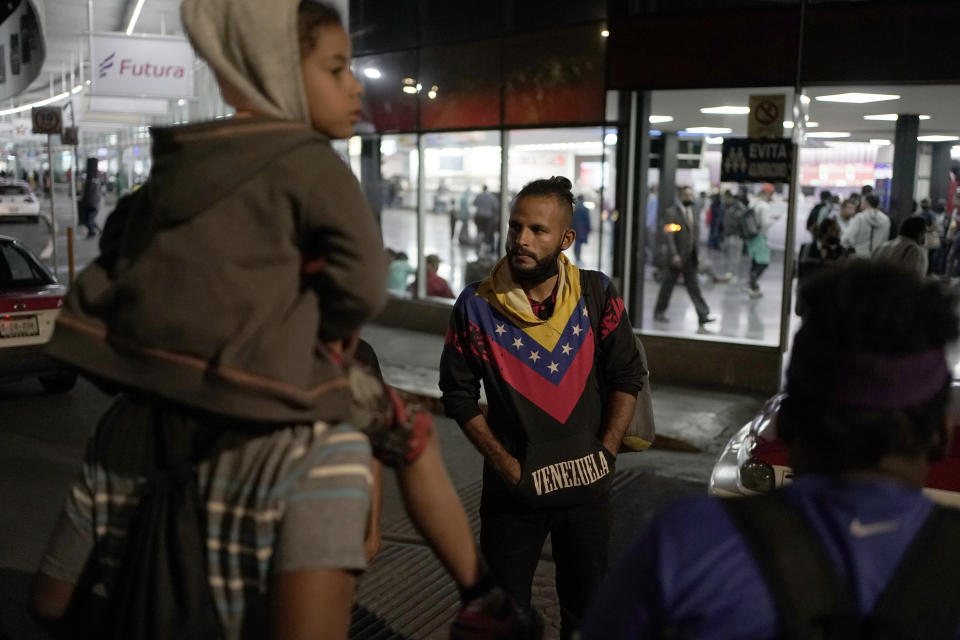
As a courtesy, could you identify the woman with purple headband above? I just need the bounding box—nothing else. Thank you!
[583,261,960,640]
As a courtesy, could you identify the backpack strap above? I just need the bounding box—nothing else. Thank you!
[722,494,859,640]
[868,505,960,640]
[579,269,605,338]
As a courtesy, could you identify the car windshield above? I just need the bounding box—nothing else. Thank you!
[0,185,29,195]
[0,243,53,288]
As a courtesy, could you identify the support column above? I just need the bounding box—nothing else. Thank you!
[889,114,920,233]
[657,132,679,228]
[930,141,953,207]
[360,136,382,223]
[624,91,652,326]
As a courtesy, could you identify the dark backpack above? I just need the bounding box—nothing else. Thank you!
[741,206,760,240]
[723,493,960,640]
[71,425,225,640]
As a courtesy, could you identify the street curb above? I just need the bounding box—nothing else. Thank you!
[391,387,703,453]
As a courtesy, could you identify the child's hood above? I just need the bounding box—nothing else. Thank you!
[181,0,310,126]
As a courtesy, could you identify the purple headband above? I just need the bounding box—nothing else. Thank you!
[833,349,949,410]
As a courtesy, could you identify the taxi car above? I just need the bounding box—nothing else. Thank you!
[0,235,75,392]
[0,180,41,222]
[709,386,960,507]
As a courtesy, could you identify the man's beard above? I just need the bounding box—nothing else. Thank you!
[507,243,564,286]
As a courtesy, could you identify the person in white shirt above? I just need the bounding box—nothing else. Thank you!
[841,194,891,257]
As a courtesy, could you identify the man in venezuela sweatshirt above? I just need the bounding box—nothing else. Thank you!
[440,176,646,638]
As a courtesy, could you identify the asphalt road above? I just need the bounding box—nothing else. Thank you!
[0,372,714,639]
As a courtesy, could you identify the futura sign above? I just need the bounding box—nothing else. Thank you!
[720,138,794,183]
[90,33,194,99]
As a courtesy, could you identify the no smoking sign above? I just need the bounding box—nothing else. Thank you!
[31,106,62,135]
[754,100,780,126]
[748,94,785,139]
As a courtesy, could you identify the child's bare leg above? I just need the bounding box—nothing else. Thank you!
[397,428,479,589]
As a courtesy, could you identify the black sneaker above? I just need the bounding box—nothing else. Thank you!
[699,315,717,325]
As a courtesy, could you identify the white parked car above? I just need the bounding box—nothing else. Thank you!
[0,235,75,392]
[709,386,960,507]
[0,180,41,222]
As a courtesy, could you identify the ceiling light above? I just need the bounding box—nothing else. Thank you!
[918,135,960,142]
[824,141,875,149]
[427,90,437,100]
[814,92,900,104]
[125,0,146,34]
[700,106,750,115]
[784,121,819,128]
[870,139,891,146]
[402,86,418,95]
[806,131,852,138]
[705,136,724,145]
[684,127,732,134]
[600,29,610,38]
[648,115,674,124]
[604,133,618,145]
[363,68,382,79]
[0,86,81,116]
[403,77,416,85]
[863,114,930,121]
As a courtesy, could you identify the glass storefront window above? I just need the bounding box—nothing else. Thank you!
[421,130,501,301]
[507,127,610,272]
[379,134,421,298]
[639,87,798,346]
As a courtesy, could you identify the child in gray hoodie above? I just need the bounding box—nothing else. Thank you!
[33,1,540,638]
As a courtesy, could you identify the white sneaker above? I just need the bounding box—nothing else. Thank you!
[748,288,763,298]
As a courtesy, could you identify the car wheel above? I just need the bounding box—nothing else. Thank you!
[39,371,77,394]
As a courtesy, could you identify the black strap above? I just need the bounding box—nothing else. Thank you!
[722,494,860,640]
[579,269,605,342]
[868,505,960,640]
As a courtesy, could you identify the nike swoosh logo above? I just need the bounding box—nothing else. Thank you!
[850,518,900,538]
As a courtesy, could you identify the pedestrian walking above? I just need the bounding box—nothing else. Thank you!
[78,157,101,239]
[744,185,780,298]
[474,185,499,255]
[572,195,591,264]
[653,185,715,324]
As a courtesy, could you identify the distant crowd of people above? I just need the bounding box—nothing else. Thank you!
[798,185,960,301]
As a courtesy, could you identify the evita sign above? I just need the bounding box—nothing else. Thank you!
[90,33,194,99]
[720,138,794,183]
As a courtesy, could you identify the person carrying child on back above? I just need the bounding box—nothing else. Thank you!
[30,2,540,638]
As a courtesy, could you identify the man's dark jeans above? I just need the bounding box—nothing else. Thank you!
[479,486,612,639]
